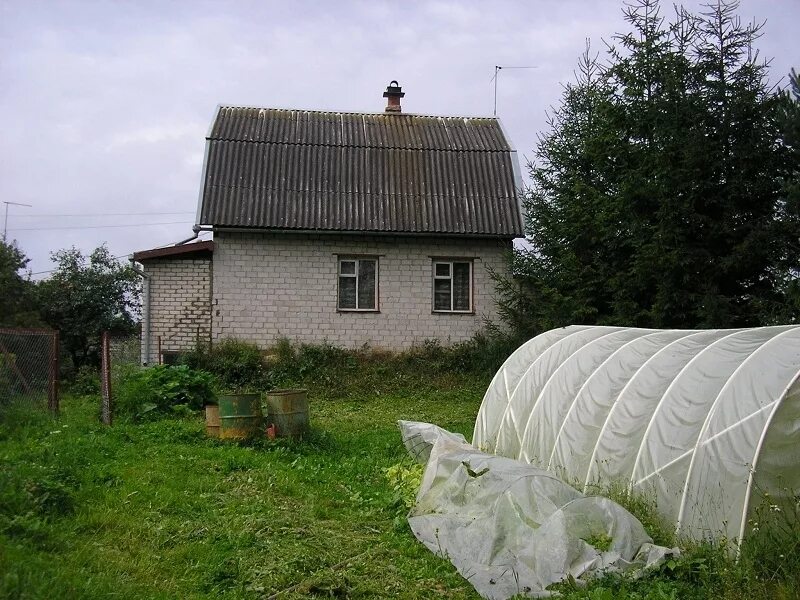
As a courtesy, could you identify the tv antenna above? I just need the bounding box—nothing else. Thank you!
[491,65,538,116]
[3,201,33,240]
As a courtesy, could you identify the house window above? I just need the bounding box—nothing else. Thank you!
[161,351,183,366]
[432,260,473,313]
[338,257,378,311]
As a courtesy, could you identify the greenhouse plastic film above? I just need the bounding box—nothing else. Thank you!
[399,421,676,599]
[473,325,800,544]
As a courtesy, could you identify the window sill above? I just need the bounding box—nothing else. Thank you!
[432,310,475,315]
[337,309,381,314]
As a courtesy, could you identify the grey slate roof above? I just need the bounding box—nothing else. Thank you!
[198,107,523,237]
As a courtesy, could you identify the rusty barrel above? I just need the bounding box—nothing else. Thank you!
[205,404,220,438]
[218,393,263,440]
[264,389,309,438]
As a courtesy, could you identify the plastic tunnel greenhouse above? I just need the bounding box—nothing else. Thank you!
[473,325,800,544]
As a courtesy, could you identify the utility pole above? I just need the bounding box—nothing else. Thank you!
[3,201,32,240]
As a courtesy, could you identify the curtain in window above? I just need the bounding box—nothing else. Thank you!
[453,263,470,311]
[434,279,452,311]
[358,260,376,309]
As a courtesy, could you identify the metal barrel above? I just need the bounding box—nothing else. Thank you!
[218,393,263,440]
[205,404,220,438]
[264,389,309,438]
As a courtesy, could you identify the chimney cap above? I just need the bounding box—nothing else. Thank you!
[383,80,405,98]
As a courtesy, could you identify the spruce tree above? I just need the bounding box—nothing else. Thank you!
[497,0,800,337]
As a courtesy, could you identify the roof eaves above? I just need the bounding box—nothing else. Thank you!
[133,241,214,262]
[495,116,526,237]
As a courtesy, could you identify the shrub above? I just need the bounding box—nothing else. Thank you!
[401,333,516,376]
[181,339,263,390]
[67,365,100,396]
[260,339,358,390]
[177,334,509,400]
[115,365,216,420]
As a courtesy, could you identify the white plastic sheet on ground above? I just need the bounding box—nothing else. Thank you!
[473,325,800,544]
[400,421,676,599]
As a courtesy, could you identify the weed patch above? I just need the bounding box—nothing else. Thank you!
[114,364,216,420]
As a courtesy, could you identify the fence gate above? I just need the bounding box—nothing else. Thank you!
[99,332,141,425]
[0,327,59,413]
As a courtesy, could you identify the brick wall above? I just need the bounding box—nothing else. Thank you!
[212,232,511,349]
[142,257,212,364]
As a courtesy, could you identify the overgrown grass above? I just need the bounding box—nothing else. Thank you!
[180,335,512,396]
[3,347,799,599]
[0,372,487,599]
[554,487,800,600]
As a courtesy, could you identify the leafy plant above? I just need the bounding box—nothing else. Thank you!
[384,460,424,509]
[24,478,75,518]
[115,364,216,419]
[583,532,613,553]
[181,338,264,390]
[67,365,100,396]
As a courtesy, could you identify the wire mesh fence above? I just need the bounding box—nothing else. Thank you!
[0,327,59,413]
[99,332,141,425]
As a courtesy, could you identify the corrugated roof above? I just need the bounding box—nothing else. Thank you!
[198,107,523,237]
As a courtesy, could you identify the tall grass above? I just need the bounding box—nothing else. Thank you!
[554,485,800,599]
[178,333,511,399]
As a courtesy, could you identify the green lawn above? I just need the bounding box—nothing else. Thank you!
[2,366,799,600]
[0,385,485,599]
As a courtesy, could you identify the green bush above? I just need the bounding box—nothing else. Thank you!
[67,365,100,396]
[265,340,356,387]
[115,365,216,420]
[181,339,263,390]
[175,334,509,401]
[401,334,515,376]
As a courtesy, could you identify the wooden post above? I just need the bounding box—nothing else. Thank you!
[48,331,59,414]
[157,335,162,365]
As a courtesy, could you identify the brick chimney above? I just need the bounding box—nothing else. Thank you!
[383,80,404,113]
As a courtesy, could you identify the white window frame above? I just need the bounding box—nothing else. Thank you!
[432,259,473,313]
[337,257,379,312]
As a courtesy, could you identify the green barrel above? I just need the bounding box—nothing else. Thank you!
[218,393,263,440]
[264,389,309,438]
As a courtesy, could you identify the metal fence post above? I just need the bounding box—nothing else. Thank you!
[100,331,112,425]
[48,330,59,414]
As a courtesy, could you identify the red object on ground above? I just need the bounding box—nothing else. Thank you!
[266,423,276,440]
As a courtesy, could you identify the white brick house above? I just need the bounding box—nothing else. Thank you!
[134,83,523,364]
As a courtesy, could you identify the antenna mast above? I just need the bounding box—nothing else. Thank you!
[3,201,33,240]
[491,65,538,116]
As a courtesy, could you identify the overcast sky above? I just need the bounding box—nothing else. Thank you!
[1,0,797,277]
